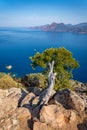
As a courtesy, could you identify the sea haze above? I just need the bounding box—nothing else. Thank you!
[0,27,87,83]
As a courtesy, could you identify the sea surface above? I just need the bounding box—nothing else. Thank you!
[0,27,87,83]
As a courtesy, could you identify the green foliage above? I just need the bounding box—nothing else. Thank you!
[30,47,79,90]
[25,73,48,89]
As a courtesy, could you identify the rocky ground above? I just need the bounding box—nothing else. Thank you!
[0,84,87,130]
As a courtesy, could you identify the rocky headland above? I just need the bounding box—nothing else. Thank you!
[0,73,87,130]
[29,22,87,34]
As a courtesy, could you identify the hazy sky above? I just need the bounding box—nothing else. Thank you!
[0,0,87,27]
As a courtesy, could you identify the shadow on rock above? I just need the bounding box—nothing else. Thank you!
[18,89,27,107]
[77,119,87,130]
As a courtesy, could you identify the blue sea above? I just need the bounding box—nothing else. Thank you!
[0,27,87,83]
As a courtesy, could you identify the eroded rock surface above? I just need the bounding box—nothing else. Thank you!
[40,104,79,130]
[0,87,87,130]
[0,108,31,130]
[54,89,85,112]
[0,88,31,130]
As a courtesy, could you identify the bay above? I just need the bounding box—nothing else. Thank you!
[0,27,87,83]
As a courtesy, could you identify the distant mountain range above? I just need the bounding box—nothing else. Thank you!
[29,22,87,34]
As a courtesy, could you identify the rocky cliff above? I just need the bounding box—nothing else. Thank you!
[0,86,87,130]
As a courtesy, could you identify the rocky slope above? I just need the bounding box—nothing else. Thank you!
[0,86,87,130]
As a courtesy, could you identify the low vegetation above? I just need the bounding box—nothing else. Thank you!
[22,73,48,89]
[0,73,24,89]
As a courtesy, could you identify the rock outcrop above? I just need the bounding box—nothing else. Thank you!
[0,87,87,130]
[54,89,85,112]
[0,88,31,130]
[40,104,79,130]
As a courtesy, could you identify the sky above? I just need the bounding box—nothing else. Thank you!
[0,0,87,27]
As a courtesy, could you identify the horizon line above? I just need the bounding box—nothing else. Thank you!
[0,21,87,28]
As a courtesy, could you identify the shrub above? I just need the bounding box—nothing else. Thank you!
[22,73,48,89]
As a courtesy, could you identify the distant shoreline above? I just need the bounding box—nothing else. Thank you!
[28,22,87,34]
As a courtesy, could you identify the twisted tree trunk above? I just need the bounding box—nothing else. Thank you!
[33,61,56,119]
[40,60,56,106]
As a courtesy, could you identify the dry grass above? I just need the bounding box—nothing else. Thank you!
[0,74,18,89]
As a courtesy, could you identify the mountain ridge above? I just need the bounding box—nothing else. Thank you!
[29,22,87,33]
